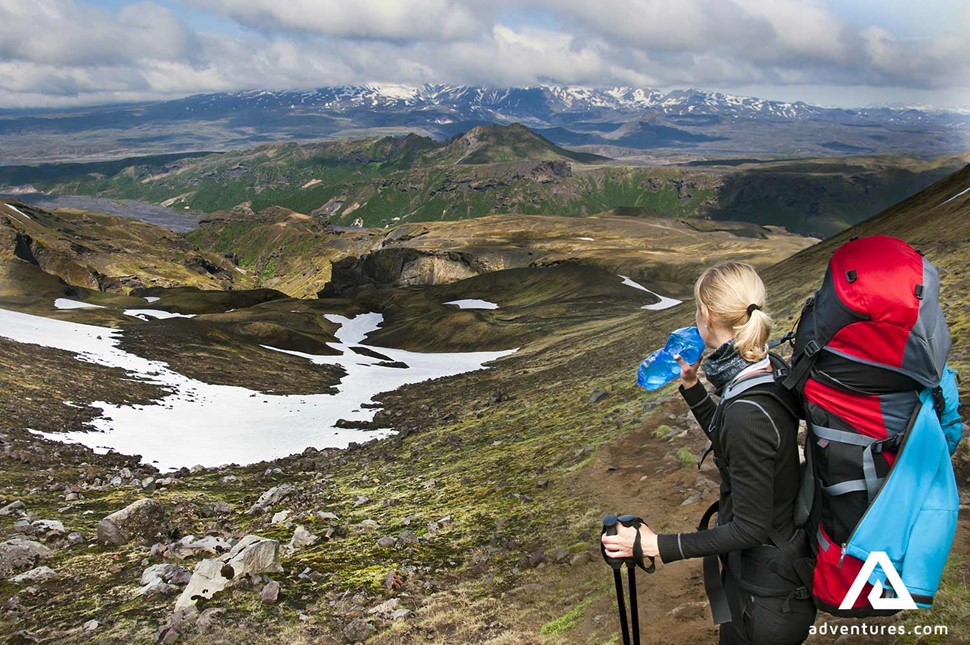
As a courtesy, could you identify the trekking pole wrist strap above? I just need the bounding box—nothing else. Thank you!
[630,518,657,573]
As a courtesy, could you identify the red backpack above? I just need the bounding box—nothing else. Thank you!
[784,235,957,616]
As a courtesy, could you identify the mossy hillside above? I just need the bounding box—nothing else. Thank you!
[3,128,962,237]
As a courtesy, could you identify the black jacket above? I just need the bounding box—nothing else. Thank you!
[657,379,801,563]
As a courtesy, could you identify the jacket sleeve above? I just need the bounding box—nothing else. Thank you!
[679,381,717,433]
[657,398,780,563]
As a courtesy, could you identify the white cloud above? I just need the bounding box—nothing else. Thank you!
[189,0,489,41]
[0,0,967,108]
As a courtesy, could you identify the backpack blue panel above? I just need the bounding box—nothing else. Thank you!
[940,367,963,455]
[843,384,959,606]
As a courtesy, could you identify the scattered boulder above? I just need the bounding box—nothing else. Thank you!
[10,566,58,584]
[31,520,65,536]
[589,389,609,403]
[0,501,25,516]
[260,580,281,605]
[97,499,170,546]
[343,619,376,642]
[140,564,192,586]
[285,525,318,554]
[247,485,295,514]
[175,535,283,611]
[0,539,53,577]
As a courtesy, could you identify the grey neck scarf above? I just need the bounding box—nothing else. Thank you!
[703,340,754,392]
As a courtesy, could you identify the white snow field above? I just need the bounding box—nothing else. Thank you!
[443,299,499,310]
[123,309,197,320]
[0,308,517,470]
[617,275,683,310]
[54,298,105,310]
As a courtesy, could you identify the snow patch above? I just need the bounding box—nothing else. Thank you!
[0,307,516,469]
[143,297,161,303]
[54,299,105,310]
[4,204,32,222]
[617,275,683,311]
[124,309,196,320]
[576,236,595,241]
[443,299,499,310]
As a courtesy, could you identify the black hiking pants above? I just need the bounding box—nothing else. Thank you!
[717,567,817,645]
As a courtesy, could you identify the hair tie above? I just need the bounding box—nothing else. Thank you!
[746,303,761,317]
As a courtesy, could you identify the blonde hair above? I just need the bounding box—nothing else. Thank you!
[694,262,772,361]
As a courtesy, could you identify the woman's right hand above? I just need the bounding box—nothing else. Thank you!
[673,354,701,389]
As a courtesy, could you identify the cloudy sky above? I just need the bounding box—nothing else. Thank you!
[1,0,968,109]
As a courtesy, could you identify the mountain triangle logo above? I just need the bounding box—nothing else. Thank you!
[839,551,918,611]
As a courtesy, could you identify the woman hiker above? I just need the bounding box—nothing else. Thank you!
[601,262,816,644]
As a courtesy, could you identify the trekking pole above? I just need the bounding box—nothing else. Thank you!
[601,514,656,645]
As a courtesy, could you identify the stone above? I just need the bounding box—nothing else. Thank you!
[247,485,295,514]
[97,499,170,546]
[0,501,25,516]
[10,566,58,584]
[343,619,376,642]
[175,535,283,611]
[285,525,318,554]
[367,598,399,619]
[82,620,99,631]
[66,532,85,546]
[358,519,379,531]
[196,608,224,632]
[0,539,53,577]
[138,579,179,597]
[376,536,396,549]
[397,530,418,546]
[589,388,609,403]
[271,510,291,524]
[680,491,704,506]
[31,520,65,535]
[140,564,192,586]
[260,580,281,604]
[316,511,338,521]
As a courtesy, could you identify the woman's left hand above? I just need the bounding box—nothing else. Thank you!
[601,522,660,559]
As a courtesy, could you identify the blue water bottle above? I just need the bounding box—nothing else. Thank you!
[636,326,705,391]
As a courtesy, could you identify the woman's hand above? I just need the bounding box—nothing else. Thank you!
[674,354,701,389]
[601,522,659,559]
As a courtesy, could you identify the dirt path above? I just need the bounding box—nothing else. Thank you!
[554,395,970,645]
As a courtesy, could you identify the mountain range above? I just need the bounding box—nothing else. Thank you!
[2,85,967,164]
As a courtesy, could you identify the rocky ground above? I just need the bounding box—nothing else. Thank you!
[0,167,967,643]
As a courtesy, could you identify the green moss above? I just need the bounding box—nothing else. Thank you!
[676,447,694,467]
[540,597,593,635]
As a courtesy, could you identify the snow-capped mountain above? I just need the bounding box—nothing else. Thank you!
[1,84,966,164]
[161,84,961,125]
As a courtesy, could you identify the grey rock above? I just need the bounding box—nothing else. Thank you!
[10,566,58,584]
[175,535,283,611]
[97,498,170,546]
[140,564,192,586]
[82,620,99,631]
[589,388,609,403]
[376,536,396,549]
[367,597,399,618]
[397,530,418,546]
[66,532,85,546]
[343,618,376,642]
[196,607,225,632]
[0,539,53,577]
[247,485,295,514]
[285,525,318,554]
[139,579,179,597]
[31,520,65,535]
[680,491,705,506]
[0,501,25,516]
[260,580,281,604]
[569,552,590,567]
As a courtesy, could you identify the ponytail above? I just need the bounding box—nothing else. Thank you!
[694,262,772,362]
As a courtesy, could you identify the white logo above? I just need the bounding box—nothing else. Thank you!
[840,551,918,611]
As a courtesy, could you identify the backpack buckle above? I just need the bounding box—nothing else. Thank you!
[805,340,820,357]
